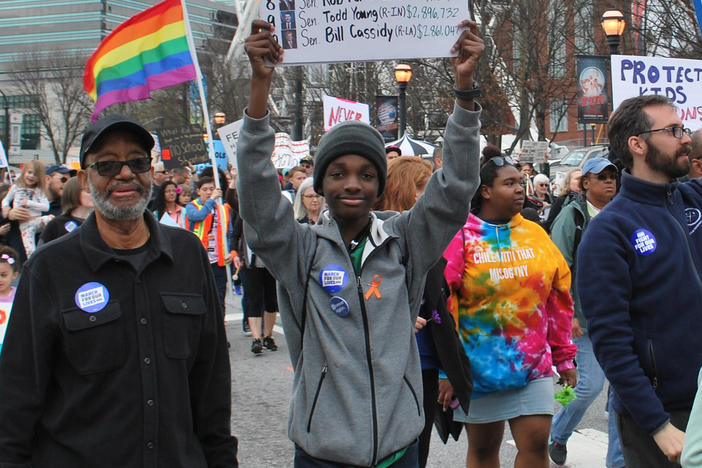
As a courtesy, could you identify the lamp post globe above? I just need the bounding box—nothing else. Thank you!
[601,9,626,55]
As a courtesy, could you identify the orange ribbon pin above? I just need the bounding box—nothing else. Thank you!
[364,275,383,300]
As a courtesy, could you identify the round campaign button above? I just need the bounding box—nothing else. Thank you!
[329,296,350,317]
[64,220,78,232]
[631,229,657,256]
[74,282,110,313]
[319,264,348,294]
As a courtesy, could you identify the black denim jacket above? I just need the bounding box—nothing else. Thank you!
[0,212,237,467]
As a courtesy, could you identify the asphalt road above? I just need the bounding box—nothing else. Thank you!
[225,291,611,467]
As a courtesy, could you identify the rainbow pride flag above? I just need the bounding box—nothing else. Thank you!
[83,0,196,121]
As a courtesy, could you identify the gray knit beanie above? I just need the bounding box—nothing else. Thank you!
[313,120,387,196]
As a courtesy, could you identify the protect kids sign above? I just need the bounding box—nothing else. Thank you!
[612,55,702,130]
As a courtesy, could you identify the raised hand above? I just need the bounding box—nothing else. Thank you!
[244,20,284,118]
[450,20,484,92]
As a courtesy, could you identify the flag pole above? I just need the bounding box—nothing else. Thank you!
[181,0,220,190]
[182,0,235,296]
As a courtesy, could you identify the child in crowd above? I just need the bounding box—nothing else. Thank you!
[237,19,483,466]
[177,183,192,206]
[0,247,19,355]
[0,161,53,257]
[185,176,233,313]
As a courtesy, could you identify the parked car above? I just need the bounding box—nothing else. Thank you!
[550,145,609,177]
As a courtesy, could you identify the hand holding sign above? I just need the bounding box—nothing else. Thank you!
[451,20,484,108]
[245,20,284,119]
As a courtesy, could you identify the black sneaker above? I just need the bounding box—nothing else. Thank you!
[263,336,278,351]
[251,339,263,355]
[549,441,567,466]
[242,320,252,336]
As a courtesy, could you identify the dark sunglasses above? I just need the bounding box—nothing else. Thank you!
[86,157,153,177]
[594,172,617,181]
[486,156,516,167]
[58,176,68,183]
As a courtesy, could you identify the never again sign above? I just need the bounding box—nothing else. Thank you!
[323,95,370,131]
[262,0,471,65]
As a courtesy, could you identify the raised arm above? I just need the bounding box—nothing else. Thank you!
[245,20,283,119]
[398,21,484,275]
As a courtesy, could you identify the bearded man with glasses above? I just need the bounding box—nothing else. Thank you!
[576,94,702,467]
[0,115,239,467]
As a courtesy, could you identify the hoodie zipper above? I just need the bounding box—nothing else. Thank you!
[306,363,328,432]
[648,339,658,390]
[357,275,379,465]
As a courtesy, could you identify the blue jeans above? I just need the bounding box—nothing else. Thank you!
[551,335,625,467]
[606,387,625,468]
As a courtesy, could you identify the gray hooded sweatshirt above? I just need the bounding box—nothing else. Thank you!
[236,102,481,466]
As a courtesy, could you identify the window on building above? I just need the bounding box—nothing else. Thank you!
[550,100,568,133]
[21,114,41,150]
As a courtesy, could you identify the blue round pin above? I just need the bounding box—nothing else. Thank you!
[319,264,348,293]
[631,229,657,256]
[74,282,110,313]
[329,296,350,317]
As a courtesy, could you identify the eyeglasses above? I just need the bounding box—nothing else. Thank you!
[303,194,322,199]
[486,156,516,167]
[637,126,692,139]
[86,157,153,177]
[58,176,68,183]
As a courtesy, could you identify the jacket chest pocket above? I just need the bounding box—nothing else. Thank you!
[62,302,126,375]
[161,293,206,359]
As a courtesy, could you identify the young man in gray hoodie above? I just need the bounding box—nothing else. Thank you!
[237,19,483,467]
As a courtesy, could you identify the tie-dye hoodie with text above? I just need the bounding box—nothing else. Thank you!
[443,213,576,397]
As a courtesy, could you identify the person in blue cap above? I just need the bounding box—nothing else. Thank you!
[549,156,623,467]
[45,164,74,216]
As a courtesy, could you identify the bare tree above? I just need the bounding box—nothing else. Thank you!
[10,52,93,164]
[471,0,601,150]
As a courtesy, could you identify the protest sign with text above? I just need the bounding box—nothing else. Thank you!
[157,124,209,170]
[217,119,244,168]
[273,133,310,169]
[261,0,470,65]
[612,54,702,130]
[323,95,370,131]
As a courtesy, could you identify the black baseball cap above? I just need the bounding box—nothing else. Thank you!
[79,114,155,168]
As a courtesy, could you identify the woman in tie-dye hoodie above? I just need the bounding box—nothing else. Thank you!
[443,156,577,468]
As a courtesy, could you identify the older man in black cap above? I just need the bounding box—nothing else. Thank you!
[0,114,238,467]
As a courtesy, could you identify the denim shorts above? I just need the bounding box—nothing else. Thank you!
[453,377,555,424]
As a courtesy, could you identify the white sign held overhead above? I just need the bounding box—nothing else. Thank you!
[217,119,244,167]
[611,55,702,130]
[323,95,370,131]
[261,0,471,65]
[273,133,310,170]
[520,141,549,164]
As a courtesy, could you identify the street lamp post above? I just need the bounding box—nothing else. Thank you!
[601,9,626,55]
[394,64,413,139]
